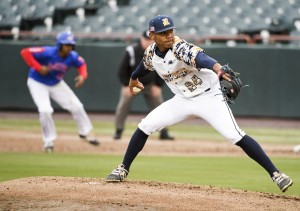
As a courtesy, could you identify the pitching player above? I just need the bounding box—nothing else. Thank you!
[20,31,99,153]
[106,15,293,192]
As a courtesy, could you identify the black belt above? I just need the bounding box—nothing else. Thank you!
[191,88,211,98]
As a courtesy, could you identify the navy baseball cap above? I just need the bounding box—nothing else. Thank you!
[149,15,176,33]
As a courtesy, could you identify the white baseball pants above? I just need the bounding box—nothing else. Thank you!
[138,88,245,144]
[27,78,93,148]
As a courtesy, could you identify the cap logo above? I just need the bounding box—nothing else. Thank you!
[150,26,155,31]
[67,35,74,41]
[162,18,170,26]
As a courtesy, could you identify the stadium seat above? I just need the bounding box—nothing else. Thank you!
[52,24,72,32]
[96,6,118,18]
[31,4,55,19]
[0,1,11,12]
[64,0,87,9]
[29,0,49,7]
[0,13,21,29]
[85,15,106,29]
[85,0,108,13]
[129,0,151,7]
[63,15,86,31]
[10,0,30,8]
[2,0,300,44]
[48,0,68,9]
[13,4,35,19]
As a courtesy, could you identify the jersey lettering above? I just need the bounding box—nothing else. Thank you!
[29,47,45,53]
[162,67,191,82]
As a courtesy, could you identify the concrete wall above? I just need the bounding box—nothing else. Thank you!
[1,41,299,118]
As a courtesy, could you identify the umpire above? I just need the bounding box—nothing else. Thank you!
[114,30,174,141]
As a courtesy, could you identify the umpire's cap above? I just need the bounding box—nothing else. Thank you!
[56,31,76,47]
[142,30,151,39]
[149,15,176,33]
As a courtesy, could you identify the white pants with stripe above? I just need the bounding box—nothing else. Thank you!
[138,88,245,144]
[27,78,93,148]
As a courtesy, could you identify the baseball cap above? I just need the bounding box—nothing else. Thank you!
[149,15,176,33]
[142,30,150,39]
[56,31,76,45]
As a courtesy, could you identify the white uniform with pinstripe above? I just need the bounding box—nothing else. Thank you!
[138,36,245,144]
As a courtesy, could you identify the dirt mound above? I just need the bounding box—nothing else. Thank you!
[1,112,299,210]
[0,177,299,211]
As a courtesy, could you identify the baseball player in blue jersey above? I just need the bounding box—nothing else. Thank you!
[20,31,99,153]
[106,15,293,192]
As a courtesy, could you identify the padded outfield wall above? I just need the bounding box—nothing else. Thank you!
[0,41,299,118]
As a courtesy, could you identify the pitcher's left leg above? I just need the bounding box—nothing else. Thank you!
[196,92,244,143]
[199,94,293,192]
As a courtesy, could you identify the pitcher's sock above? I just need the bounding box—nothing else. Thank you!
[236,135,279,177]
[122,128,148,171]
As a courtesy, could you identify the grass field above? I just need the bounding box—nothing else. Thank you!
[1,117,300,144]
[0,153,299,195]
[0,115,299,196]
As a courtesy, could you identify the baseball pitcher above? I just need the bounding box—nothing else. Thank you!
[106,15,293,193]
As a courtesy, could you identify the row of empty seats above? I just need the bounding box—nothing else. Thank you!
[1,0,300,45]
[0,0,103,29]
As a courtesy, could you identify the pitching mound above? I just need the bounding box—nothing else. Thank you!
[1,112,299,210]
[0,177,299,211]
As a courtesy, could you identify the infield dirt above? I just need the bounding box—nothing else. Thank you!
[0,112,299,210]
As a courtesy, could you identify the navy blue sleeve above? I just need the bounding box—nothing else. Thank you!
[195,51,217,69]
[131,61,151,79]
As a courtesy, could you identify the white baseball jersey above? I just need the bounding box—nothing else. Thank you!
[143,36,219,98]
[139,36,245,144]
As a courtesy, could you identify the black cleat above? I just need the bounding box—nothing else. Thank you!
[44,146,54,153]
[113,129,123,140]
[79,135,100,146]
[159,129,174,141]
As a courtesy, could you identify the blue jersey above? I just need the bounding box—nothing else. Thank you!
[28,46,85,86]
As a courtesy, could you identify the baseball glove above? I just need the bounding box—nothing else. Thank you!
[219,64,244,104]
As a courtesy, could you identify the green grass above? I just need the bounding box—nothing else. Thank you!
[1,118,300,144]
[0,117,299,196]
[0,153,299,196]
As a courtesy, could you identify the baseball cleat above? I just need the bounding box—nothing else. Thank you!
[113,133,121,140]
[106,164,128,182]
[159,133,174,140]
[272,172,293,192]
[79,135,100,146]
[44,146,54,153]
[88,139,100,146]
[159,129,174,141]
[113,129,123,140]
